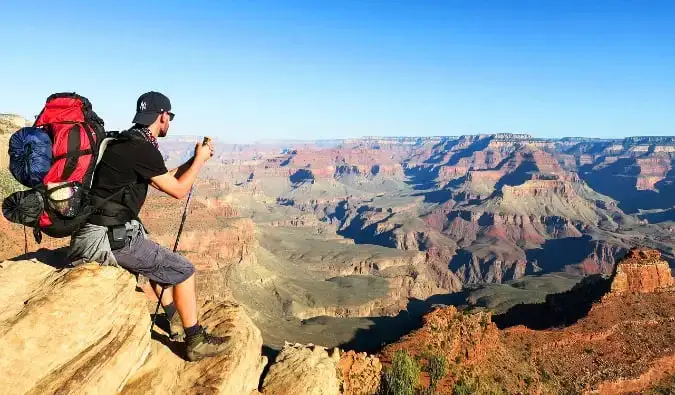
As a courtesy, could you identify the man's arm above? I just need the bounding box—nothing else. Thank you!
[151,140,213,199]
[151,160,204,199]
[168,158,195,178]
[149,158,193,190]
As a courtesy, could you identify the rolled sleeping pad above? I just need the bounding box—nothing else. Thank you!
[8,127,53,188]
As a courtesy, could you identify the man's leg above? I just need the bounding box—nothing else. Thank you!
[149,280,175,307]
[137,276,183,338]
[173,273,198,328]
[148,280,184,340]
[114,235,231,361]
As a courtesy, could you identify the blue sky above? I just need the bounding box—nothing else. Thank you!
[1,1,674,142]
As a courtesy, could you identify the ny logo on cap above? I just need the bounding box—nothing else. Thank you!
[140,101,147,111]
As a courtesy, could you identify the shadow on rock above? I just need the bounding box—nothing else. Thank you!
[412,188,453,203]
[525,236,596,273]
[493,274,611,330]
[403,165,440,191]
[337,294,467,353]
[150,329,187,360]
[10,247,71,269]
[259,345,280,389]
[337,299,427,353]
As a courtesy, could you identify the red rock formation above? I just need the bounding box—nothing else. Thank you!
[380,249,675,394]
[609,248,674,294]
[567,240,622,276]
[337,351,382,395]
[635,156,671,190]
[380,307,499,393]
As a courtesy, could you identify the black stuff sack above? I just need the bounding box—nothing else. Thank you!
[2,189,44,226]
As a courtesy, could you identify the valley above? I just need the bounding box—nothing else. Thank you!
[150,132,675,350]
[2,118,675,353]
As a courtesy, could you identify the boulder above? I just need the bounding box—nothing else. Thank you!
[262,343,341,395]
[0,261,151,395]
[122,300,267,395]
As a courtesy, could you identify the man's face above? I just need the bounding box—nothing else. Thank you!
[159,111,173,137]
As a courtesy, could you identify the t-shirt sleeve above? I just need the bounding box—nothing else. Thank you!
[135,142,168,180]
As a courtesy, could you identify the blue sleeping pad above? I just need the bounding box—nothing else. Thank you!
[8,127,53,188]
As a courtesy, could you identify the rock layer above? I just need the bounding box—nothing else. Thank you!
[0,261,151,395]
[609,248,674,294]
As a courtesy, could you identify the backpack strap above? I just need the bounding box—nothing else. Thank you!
[87,185,139,227]
[86,130,149,228]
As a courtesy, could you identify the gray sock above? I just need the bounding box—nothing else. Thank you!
[163,302,177,320]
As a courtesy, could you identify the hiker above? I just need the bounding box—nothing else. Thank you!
[68,91,230,361]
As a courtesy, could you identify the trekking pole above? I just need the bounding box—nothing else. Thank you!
[151,137,211,334]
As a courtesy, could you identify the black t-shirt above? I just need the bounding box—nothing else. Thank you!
[90,131,168,219]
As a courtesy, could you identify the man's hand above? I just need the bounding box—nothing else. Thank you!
[194,137,214,164]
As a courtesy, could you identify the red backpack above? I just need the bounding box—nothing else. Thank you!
[3,93,108,242]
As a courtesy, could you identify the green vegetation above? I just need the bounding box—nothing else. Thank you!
[0,169,24,196]
[480,313,490,329]
[423,352,448,390]
[379,350,449,395]
[381,350,421,395]
[646,374,675,394]
[452,377,477,395]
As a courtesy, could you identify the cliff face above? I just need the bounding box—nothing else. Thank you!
[311,140,641,296]
[609,248,675,294]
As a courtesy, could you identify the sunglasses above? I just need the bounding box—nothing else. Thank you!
[167,112,175,121]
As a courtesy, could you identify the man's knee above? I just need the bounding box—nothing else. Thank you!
[171,256,195,285]
[178,268,195,285]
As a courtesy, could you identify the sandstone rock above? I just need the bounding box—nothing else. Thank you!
[337,351,382,395]
[0,113,28,134]
[610,248,674,294]
[122,300,267,395]
[262,343,341,395]
[0,261,151,395]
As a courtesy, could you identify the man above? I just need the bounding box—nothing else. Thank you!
[71,91,229,362]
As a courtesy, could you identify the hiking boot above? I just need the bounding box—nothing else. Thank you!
[186,326,233,362]
[168,313,185,341]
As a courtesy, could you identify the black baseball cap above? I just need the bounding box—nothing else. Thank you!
[132,91,173,126]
